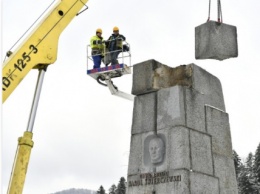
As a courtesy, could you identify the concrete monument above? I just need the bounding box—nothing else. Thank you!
[127,59,238,194]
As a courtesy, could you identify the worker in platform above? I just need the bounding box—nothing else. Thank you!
[107,26,126,65]
[90,28,105,69]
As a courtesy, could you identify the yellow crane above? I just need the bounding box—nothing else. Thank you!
[2,0,88,193]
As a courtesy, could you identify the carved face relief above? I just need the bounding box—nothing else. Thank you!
[149,137,165,164]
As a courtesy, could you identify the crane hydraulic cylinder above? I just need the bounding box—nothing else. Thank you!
[7,132,34,194]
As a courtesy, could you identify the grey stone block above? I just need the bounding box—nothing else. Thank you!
[185,88,206,132]
[185,65,226,131]
[132,62,226,112]
[157,86,186,130]
[129,127,191,176]
[127,174,154,194]
[190,172,219,194]
[132,61,193,96]
[206,105,233,157]
[191,64,226,111]
[213,154,238,194]
[190,130,213,175]
[127,170,189,194]
[128,133,143,175]
[132,59,163,95]
[168,126,191,170]
[132,92,157,135]
[155,169,190,194]
[195,21,238,60]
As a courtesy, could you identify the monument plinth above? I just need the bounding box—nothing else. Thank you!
[127,59,238,194]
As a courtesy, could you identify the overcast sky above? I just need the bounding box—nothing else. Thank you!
[1,0,260,193]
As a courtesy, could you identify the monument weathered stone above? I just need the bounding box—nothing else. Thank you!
[127,59,238,194]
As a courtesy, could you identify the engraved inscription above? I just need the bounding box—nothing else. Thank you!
[128,171,181,187]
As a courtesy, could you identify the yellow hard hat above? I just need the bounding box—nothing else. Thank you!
[113,26,119,31]
[96,28,102,33]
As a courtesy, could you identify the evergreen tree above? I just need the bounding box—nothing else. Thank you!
[109,184,117,194]
[240,152,258,194]
[233,150,242,179]
[246,152,254,175]
[234,144,260,194]
[253,143,260,193]
[97,185,106,194]
[116,177,126,194]
[238,170,256,194]
[254,143,260,183]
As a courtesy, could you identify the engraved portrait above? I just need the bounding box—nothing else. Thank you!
[144,134,166,167]
[149,136,165,164]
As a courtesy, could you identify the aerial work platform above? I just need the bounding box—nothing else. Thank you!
[87,64,134,101]
[87,64,131,80]
[86,41,134,101]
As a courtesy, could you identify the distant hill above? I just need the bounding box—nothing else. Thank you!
[50,188,96,194]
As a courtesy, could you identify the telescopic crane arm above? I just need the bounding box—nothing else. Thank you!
[2,0,88,103]
[3,1,89,194]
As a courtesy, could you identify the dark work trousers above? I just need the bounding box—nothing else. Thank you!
[110,50,120,65]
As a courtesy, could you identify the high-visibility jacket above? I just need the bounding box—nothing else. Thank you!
[107,34,126,51]
[90,35,104,54]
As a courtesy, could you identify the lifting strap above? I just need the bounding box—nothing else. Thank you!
[207,0,223,23]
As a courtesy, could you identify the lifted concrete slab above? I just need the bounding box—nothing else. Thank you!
[195,21,238,61]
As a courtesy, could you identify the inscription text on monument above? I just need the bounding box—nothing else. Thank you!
[128,171,181,187]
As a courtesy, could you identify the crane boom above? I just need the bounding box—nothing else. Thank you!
[2,0,88,103]
[3,1,89,193]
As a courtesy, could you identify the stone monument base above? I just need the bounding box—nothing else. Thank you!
[127,60,238,194]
